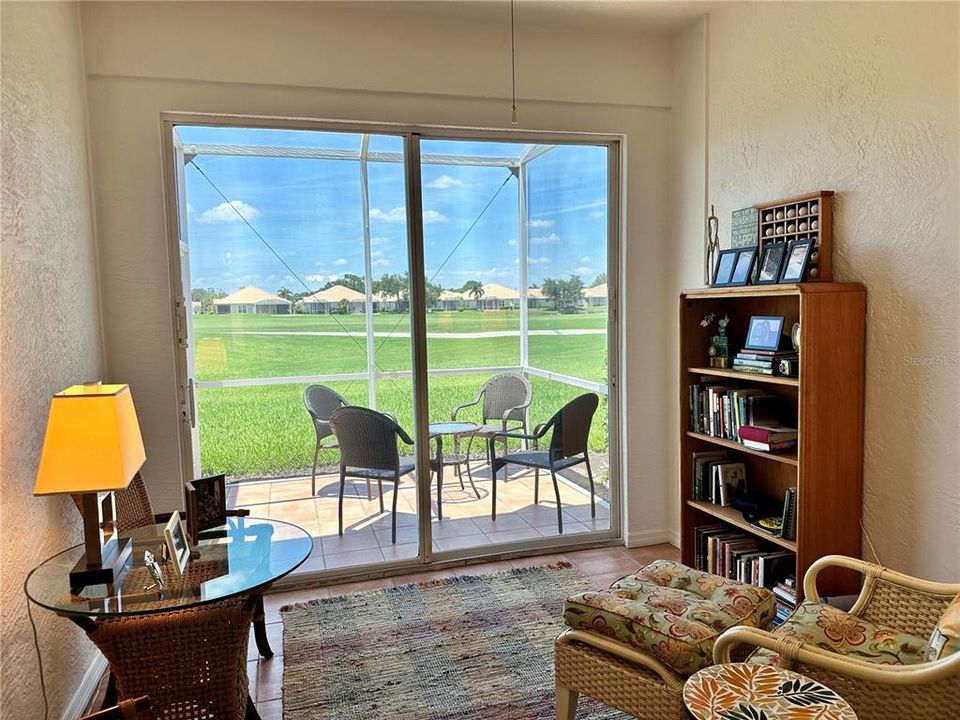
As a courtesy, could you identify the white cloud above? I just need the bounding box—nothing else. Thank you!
[574,266,593,275]
[445,266,516,280]
[186,203,194,214]
[223,252,232,261]
[306,273,338,283]
[507,239,518,246]
[580,256,592,264]
[373,258,391,267]
[589,211,605,219]
[423,210,448,224]
[197,200,260,224]
[530,233,560,245]
[528,256,551,265]
[425,174,464,190]
[332,257,348,266]
[528,218,555,228]
[370,207,447,224]
[370,236,391,246]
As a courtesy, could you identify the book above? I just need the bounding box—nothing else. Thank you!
[781,487,798,540]
[717,462,747,506]
[739,425,799,443]
[692,451,727,500]
[742,438,798,453]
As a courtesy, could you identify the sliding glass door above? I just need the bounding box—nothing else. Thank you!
[165,118,619,577]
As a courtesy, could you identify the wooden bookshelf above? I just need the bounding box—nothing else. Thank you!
[680,282,865,599]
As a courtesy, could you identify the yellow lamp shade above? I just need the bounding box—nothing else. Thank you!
[34,384,146,495]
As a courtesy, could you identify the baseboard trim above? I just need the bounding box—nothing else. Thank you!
[623,528,671,548]
[62,654,108,720]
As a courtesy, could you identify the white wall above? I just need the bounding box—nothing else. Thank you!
[673,2,960,581]
[78,2,676,541]
[0,3,104,716]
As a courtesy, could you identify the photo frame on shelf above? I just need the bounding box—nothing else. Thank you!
[163,511,190,577]
[186,474,227,543]
[729,247,757,286]
[711,249,739,287]
[756,242,787,284]
[780,238,814,283]
[744,315,786,351]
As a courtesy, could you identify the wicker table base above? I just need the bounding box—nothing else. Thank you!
[555,630,688,720]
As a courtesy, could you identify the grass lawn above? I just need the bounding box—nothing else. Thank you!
[193,309,609,478]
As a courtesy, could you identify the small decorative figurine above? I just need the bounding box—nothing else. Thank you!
[701,313,731,368]
[144,550,164,591]
[705,205,720,285]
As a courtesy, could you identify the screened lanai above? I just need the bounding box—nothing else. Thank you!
[172,123,615,573]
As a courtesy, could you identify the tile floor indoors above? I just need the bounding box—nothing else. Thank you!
[248,543,680,718]
[227,463,612,574]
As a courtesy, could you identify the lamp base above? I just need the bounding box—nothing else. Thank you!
[69,536,133,591]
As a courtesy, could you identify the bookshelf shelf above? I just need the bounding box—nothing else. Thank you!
[686,431,799,466]
[687,500,798,552]
[680,282,866,599]
[687,366,799,387]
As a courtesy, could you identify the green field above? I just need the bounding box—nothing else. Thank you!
[193,309,608,478]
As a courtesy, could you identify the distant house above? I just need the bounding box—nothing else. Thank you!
[477,283,520,310]
[526,287,548,309]
[191,300,202,314]
[584,283,608,307]
[213,286,291,314]
[300,284,367,314]
[438,289,465,311]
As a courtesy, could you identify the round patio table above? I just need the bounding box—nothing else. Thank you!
[683,663,857,720]
[429,421,480,520]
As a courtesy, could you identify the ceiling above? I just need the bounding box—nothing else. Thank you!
[352,1,715,36]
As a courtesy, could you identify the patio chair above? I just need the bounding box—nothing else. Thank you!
[303,384,351,497]
[328,406,416,544]
[488,393,598,534]
[452,372,532,480]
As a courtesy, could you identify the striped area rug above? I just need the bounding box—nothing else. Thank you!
[280,562,627,719]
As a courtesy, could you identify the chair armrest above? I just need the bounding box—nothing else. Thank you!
[557,629,684,690]
[226,508,250,518]
[487,430,542,442]
[451,393,483,421]
[803,555,960,608]
[500,400,531,423]
[153,512,173,524]
[713,625,960,686]
[396,425,415,446]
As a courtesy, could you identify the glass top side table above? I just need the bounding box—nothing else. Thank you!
[429,421,480,520]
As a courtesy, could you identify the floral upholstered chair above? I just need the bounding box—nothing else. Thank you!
[713,555,960,720]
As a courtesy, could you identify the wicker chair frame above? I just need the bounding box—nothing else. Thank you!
[713,555,960,720]
[488,393,599,534]
[328,406,415,544]
[303,384,349,497]
[86,598,255,720]
[80,696,151,720]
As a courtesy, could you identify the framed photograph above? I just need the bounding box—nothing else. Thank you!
[729,247,757,286]
[756,242,787,284]
[711,249,739,287]
[745,315,786,351]
[163,511,190,577]
[780,238,813,282]
[187,474,227,536]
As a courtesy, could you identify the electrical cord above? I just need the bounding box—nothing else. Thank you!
[27,594,50,720]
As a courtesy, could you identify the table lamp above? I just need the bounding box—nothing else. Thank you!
[34,383,146,589]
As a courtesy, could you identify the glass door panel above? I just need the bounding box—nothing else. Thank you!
[171,125,418,573]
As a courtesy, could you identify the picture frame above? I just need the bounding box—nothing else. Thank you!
[186,474,227,540]
[780,238,813,283]
[163,511,190,577]
[711,249,739,287]
[756,242,787,284]
[729,247,757,286]
[744,315,786,351]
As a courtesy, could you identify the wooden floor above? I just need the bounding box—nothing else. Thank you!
[249,542,679,718]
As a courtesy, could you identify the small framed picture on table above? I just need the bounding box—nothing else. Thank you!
[163,511,190,577]
[711,249,739,287]
[185,474,227,544]
[730,247,757,286]
[756,242,787,284]
[780,238,813,282]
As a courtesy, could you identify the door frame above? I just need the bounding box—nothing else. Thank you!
[159,112,625,580]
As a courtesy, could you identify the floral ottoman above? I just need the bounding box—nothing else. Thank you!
[555,560,776,720]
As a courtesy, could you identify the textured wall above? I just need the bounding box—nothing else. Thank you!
[79,1,675,542]
[675,2,960,580]
[0,2,103,715]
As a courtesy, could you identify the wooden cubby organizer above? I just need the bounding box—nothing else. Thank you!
[757,191,833,281]
[679,283,866,598]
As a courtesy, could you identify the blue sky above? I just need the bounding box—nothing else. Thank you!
[178,126,608,294]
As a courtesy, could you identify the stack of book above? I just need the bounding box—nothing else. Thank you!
[773,576,798,624]
[693,525,795,593]
[691,450,746,505]
[738,424,798,453]
[688,380,781,441]
[732,348,798,376]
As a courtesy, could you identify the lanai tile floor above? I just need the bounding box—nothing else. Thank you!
[226,463,611,574]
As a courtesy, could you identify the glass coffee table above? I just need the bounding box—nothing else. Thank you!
[429,421,481,520]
